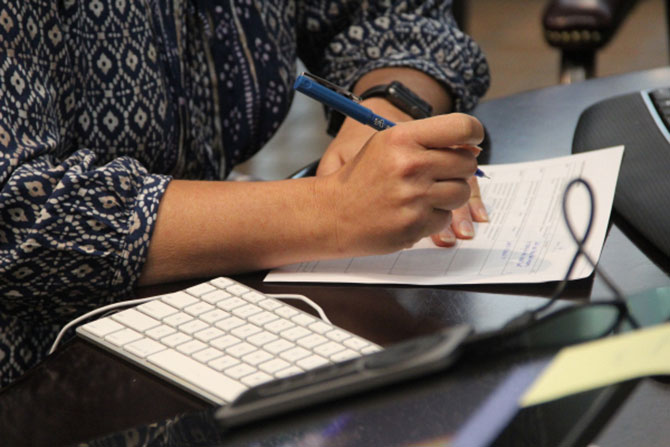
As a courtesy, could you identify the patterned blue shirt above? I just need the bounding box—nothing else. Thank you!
[0,0,489,386]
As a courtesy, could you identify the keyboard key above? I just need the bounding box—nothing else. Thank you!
[264,338,294,355]
[177,339,207,355]
[314,341,346,357]
[178,319,209,335]
[275,305,299,319]
[215,316,245,331]
[124,338,165,358]
[241,371,273,387]
[242,349,273,366]
[308,321,333,334]
[242,291,266,303]
[193,347,224,364]
[265,318,294,334]
[137,301,178,320]
[296,354,329,370]
[280,326,311,342]
[232,303,262,319]
[231,323,262,339]
[111,309,160,332]
[297,333,328,349]
[208,355,240,371]
[247,331,278,347]
[280,346,310,362]
[226,284,250,296]
[200,289,232,305]
[145,324,176,340]
[217,297,246,311]
[162,291,199,309]
[248,311,279,326]
[210,335,242,350]
[194,327,224,342]
[362,345,382,354]
[209,277,235,289]
[330,349,359,362]
[224,363,256,380]
[105,328,143,347]
[80,317,123,338]
[187,283,217,297]
[147,350,246,403]
[161,332,192,348]
[163,312,193,327]
[184,302,215,316]
[344,337,370,351]
[259,358,290,374]
[326,329,351,343]
[275,365,303,378]
[200,309,230,324]
[226,342,256,357]
[259,298,282,311]
[292,313,317,326]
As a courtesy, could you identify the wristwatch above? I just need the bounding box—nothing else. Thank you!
[359,81,433,119]
[327,80,433,136]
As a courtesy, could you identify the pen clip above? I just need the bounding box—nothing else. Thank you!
[300,72,362,103]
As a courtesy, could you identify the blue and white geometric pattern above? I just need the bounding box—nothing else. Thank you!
[0,0,489,387]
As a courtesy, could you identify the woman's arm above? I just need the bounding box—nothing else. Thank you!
[139,113,483,286]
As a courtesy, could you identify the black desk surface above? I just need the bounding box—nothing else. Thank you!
[3,68,670,447]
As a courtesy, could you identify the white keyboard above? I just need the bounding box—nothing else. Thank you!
[77,277,381,405]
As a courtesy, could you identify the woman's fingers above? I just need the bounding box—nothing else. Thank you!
[420,146,479,181]
[425,178,472,211]
[466,176,489,222]
[432,177,489,247]
[405,113,485,149]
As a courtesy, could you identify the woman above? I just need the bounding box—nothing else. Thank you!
[0,0,489,386]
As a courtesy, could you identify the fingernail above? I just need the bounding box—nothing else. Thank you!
[459,220,474,238]
[474,204,489,221]
[439,227,456,244]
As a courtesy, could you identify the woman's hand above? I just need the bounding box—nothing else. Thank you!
[315,113,485,256]
[318,108,488,251]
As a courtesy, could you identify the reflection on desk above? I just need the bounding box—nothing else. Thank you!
[67,350,552,447]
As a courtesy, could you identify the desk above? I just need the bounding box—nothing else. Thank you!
[3,68,670,447]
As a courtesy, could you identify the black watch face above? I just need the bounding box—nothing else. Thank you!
[361,82,432,118]
[387,82,432,118]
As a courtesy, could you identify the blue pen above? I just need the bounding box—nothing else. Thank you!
[294,72,488,178]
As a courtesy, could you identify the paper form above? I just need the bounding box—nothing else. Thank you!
[265,146,624,285]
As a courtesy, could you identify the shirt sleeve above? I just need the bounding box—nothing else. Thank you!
[0,2,176,385]
[0,149,170,313]
[296,0,490,112]
[0,30,170,322]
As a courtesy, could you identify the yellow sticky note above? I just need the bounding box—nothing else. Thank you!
[521,323,670,407]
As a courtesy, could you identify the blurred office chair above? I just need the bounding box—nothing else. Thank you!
[543,0,641,83]
[455,0,669,84]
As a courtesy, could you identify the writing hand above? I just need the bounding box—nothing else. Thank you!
[317,113,483,256]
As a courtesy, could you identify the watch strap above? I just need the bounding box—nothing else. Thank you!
[359,81,433,119]
[326,80,433,136]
